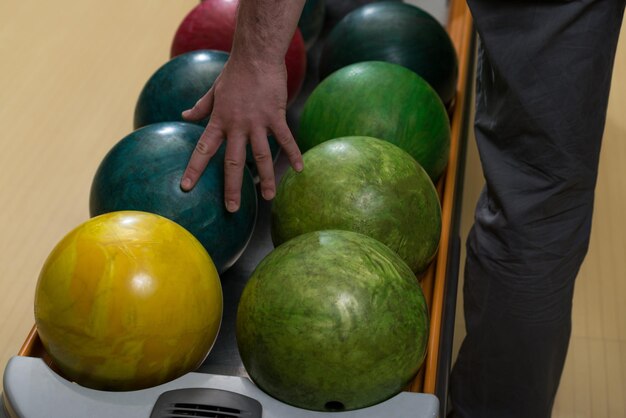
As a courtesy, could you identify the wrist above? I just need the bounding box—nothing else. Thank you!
[230,0,305,68]
[229,45,284,69]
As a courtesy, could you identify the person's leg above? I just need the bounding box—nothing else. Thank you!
[450,1,625,417]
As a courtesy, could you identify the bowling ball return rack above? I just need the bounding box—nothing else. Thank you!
[1,1,474,417]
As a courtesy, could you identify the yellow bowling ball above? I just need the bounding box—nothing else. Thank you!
[34,211,222,391]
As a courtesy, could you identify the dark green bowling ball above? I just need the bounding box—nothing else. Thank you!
[319,2,458,105]
[324,0,400,30]
[298,61,450,181]
[134,50,228,129]
[89,122,257,274]
[133,50,279,177]
[298,0,325,49]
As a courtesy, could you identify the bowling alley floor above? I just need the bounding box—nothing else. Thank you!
[0,1,624,417]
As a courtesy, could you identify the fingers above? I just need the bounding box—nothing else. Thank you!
[223,133,248,213]
[182,89,215,122]
[181,86,295,211]
[250,130,276,200]
[271,120,303,172]
[180,124,223,192]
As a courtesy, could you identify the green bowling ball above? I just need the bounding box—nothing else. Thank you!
[272,136,441,274]
[298,61,450,181]
[237,230,429,411]
[319,2,458,105]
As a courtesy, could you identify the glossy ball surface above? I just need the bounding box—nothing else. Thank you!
[298,61,450,181]
[35,211,223,391]
[90,122,257,273]
[320,2,458,105]
[134,50,228,129]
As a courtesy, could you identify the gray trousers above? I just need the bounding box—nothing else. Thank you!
[450,1,625,417]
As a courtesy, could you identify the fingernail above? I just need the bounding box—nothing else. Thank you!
[226,200,239,212]
[295,162,303,172]
[262,189,275,200]
[181,110,191,118]
[181,177,192,191]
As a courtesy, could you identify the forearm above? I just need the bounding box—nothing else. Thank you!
[231,0,306,67]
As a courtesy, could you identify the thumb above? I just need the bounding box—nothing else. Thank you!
[182,88,215,121]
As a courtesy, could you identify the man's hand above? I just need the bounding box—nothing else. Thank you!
[179,0,306,213]
[180,56,303,213]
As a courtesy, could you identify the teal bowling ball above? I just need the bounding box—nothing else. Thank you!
[89,122,257,274]
[319,2,458,105]
[133,50,279,177]
[298,0,325,49]
[134,50,228,129]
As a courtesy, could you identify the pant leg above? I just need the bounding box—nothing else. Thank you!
[450,1,625,417]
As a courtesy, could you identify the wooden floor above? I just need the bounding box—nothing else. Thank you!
[552,19,626,413]
[0,0,201,385]
[0,1,624,417]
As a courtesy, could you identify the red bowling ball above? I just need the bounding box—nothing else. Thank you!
[172,0,307,104]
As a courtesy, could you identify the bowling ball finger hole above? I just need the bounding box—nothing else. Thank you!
[324,401,345,411]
